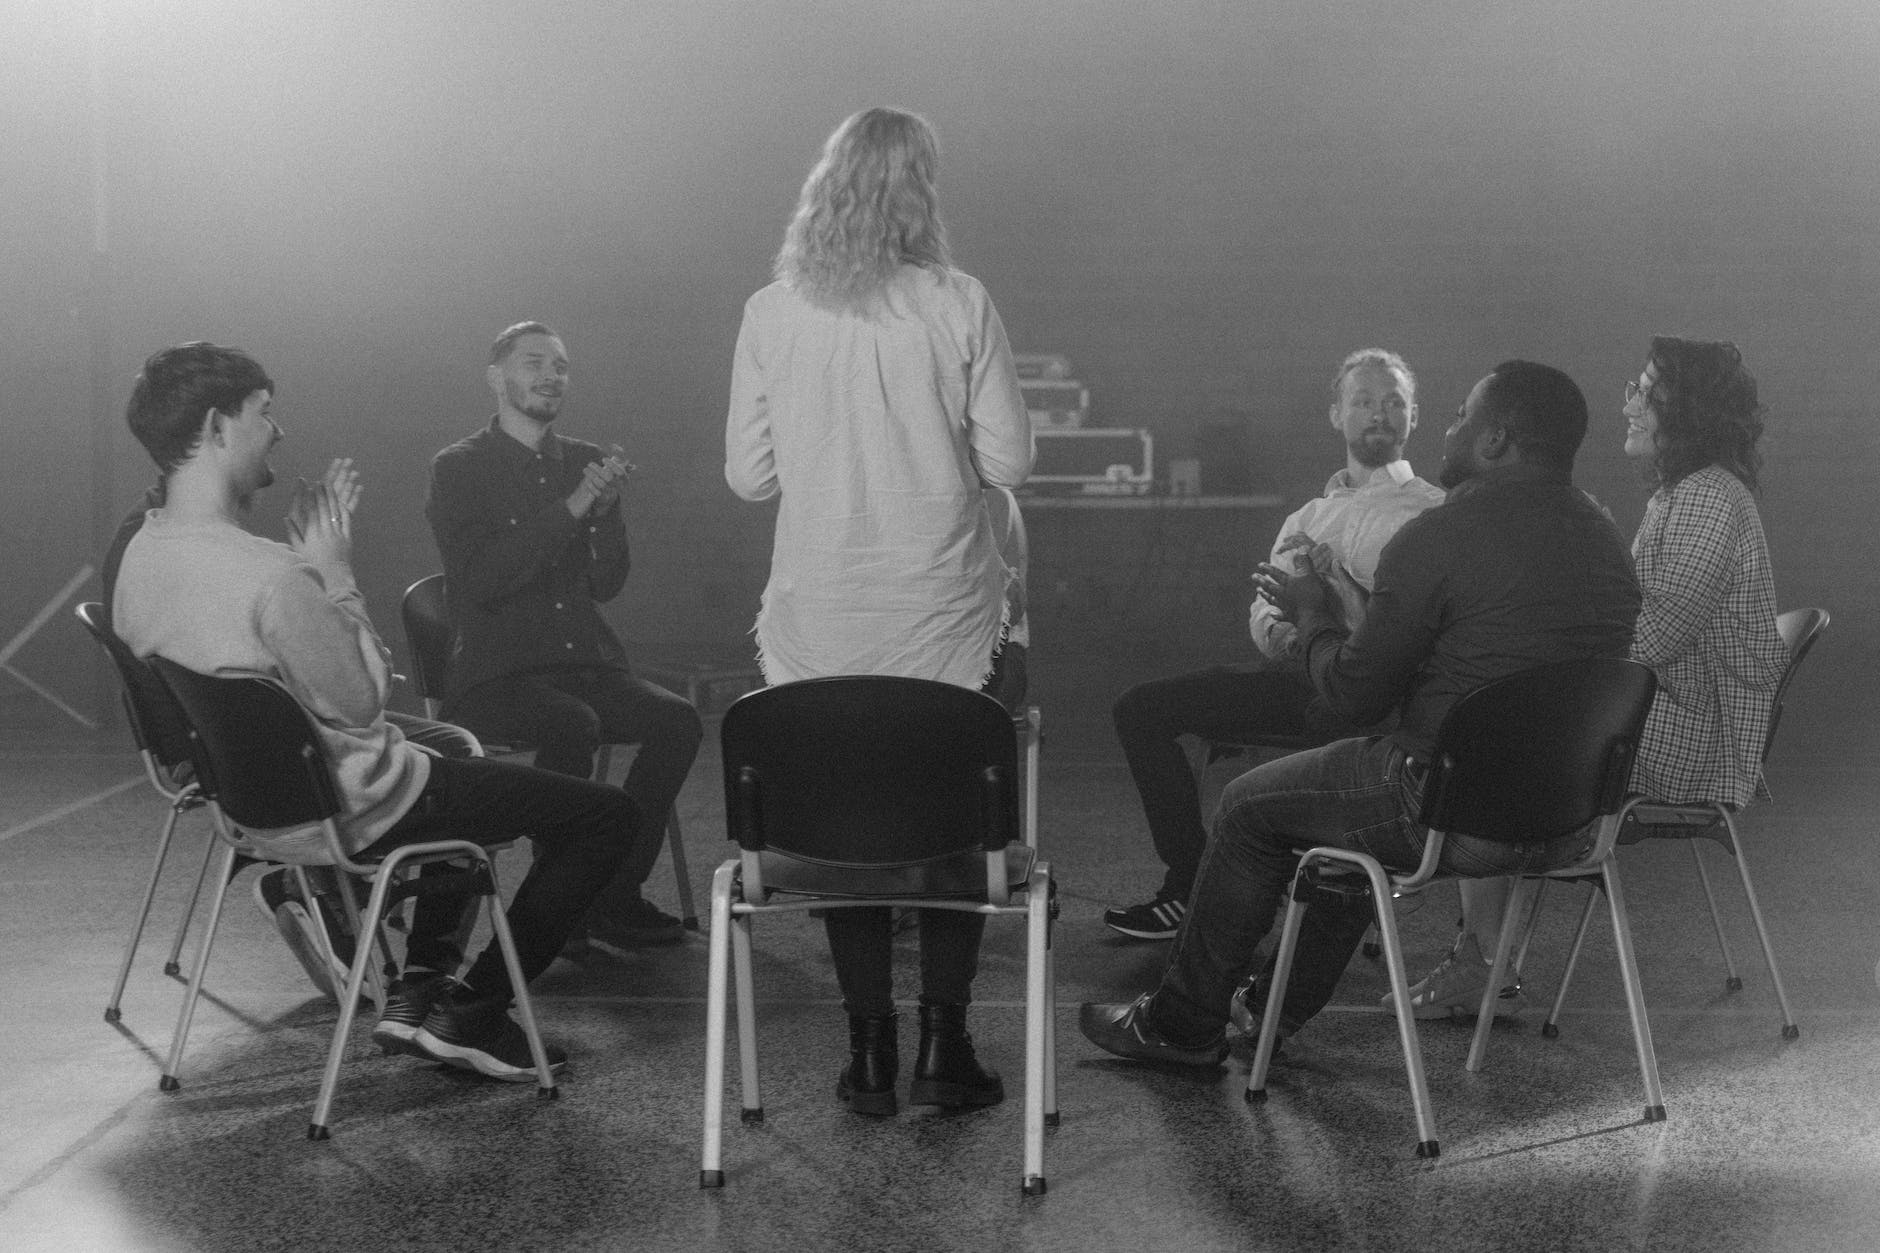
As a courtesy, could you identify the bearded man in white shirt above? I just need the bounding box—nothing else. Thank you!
[1103,349,1446,941]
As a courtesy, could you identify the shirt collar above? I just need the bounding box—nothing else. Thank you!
[486,415,565,464]
[1324,459,1418,494]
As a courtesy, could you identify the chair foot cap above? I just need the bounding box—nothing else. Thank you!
[1541,1023,1560,1039]
[103,1007,122,1023]
[1022,1176,1047,1196]
[699,1170,725,1189]
[740,1107,765,1125]
[1781,1024,1800,1040]
[1725,977,1743,992]
[1643,1105,1667,1123]
[159,1075,179,1092]
[1044,1111,1060,1128]
[163,962,181,976]
[307,1124,330,1141]
[1415,1141,1440,1159]
[1245,1088,1267,1104]
[537,1085,560,1101]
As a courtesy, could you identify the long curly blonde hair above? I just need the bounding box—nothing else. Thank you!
[774,108,951,309]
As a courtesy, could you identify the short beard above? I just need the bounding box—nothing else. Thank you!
[507,379,562,423]
[1348,432,1403,469]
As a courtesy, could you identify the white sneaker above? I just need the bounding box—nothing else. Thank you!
[1386,933,1525,1020]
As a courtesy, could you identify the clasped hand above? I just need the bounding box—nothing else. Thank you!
[285,458,360,566]
[1252,538,1370,632]
[567,446,634,517]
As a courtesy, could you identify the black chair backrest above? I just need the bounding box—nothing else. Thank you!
[721,675,1018,866]
[75,602,197,779]
[401,574,453,704]
[1418,657,1657,844]
[1765,608,1829,761]
[148,656,345,831]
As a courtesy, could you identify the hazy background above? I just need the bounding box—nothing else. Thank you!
[5,0,1876,723]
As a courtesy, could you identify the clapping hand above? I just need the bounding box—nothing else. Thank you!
[1307,543,1370,634]
[285,458,360,566]
[567,446,635,516]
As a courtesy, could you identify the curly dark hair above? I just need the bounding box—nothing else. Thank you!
[1640,336,1764,492]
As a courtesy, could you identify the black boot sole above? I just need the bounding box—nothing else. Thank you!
[908,1077,1004,1108]
[837,1079,898,1116]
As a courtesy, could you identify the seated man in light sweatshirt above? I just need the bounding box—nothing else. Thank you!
[112,340,645,1081]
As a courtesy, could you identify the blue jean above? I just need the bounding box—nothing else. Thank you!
[1148,735,1591,1044]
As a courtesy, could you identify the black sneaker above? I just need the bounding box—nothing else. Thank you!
[412,990,567,1082]
[588,895,686,950]
[371,971,454,1057]
[253,869,354,1000]
[1102,896,1186,941]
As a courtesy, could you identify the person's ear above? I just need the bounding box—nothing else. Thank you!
[1479,422,1510,461]
[201,407,226,446]
[1405,403,1418,435]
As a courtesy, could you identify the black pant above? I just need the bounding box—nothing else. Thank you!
[359,755,637,1000]
[824,908,987,1017]
[1112,660,1357,902]
[444,666,701,913]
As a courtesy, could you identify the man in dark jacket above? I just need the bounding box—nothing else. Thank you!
[1080,360,1642,1063]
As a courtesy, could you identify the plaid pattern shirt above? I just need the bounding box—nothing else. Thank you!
[1629,465,1786,807]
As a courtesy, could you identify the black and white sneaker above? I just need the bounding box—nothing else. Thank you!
[1102,897,1187,941]
[253,869,353,1001]
[371,971,454,1058]
[411,990,567,1082]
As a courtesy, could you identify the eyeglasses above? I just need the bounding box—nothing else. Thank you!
[1624,380,1648,404]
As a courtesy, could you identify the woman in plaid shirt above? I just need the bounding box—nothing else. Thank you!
[1393,337,1787,1020]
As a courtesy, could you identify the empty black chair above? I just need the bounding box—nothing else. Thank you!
[700,676,1057,1195]
[1246,657,1662,1158]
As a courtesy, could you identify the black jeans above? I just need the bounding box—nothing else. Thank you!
[1112,660,1353,902]
[444,666,702,911]
[358,755,637,1000]
[824,908,987,1017]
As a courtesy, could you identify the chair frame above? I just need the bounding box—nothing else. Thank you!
[1541,606,1828,1042]
[77,603,223,1023]
[148,657,558,1138]
[401,573,699,929]
[1245,658,1664,1158]
[698,677,1058,1196]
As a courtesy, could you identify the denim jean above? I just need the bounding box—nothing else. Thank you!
[1111,661,1358,902]
[359,755,637,1001]
[445,666,701,914]
[1148,735,1593,1044]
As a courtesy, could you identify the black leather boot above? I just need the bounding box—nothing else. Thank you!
[909,1003,1004,1108]
[837,1012,899,1116]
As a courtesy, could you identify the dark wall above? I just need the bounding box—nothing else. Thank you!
[5,0,1875,717]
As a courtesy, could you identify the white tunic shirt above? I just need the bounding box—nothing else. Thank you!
[726,265,1034,688]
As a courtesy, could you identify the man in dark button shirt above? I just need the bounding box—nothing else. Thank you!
[1080,360,1642,1064]
[427,321,702,951]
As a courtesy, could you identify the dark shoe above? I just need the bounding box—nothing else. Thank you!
[412,989,567,1082]
[1102,896,1186,941]
[253,869,354,1001]
[909,1003,1003,1108]
[371,971,453,1057]
[836,1012,899,1116]
[588,895,686,950]
[1079,994,1228,1067]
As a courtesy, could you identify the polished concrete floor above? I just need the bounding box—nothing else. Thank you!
[2,637,1877,1253]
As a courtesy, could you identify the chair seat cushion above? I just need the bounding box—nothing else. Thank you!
[752,842,1036,900]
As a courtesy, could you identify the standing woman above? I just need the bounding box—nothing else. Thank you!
[1397,336,1787,1017]
[725,108,1034,1115]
